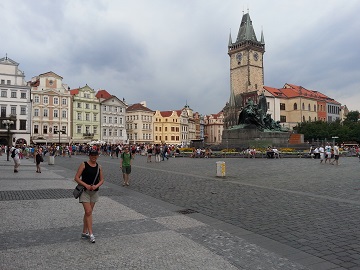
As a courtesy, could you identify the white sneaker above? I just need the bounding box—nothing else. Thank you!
[89,234,95,243]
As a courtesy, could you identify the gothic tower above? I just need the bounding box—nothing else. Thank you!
[223,12,265,128]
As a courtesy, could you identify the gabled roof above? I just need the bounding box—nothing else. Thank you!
[0,56,19,66]
[96,89,112,99]
[127,103,154,112]
[160,111,175,117]
[38,71,63,79]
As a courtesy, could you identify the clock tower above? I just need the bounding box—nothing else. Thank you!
[223,12,265,128]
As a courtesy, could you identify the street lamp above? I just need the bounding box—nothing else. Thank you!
[2,120,14,161]
[54,130,66,145]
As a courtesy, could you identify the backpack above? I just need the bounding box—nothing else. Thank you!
[11,149,16,158]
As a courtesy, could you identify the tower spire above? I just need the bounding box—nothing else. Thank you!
[228,30,233,47]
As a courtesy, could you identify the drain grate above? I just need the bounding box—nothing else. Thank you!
[177,208,198,215]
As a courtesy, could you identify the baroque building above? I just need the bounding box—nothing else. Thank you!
[29,71,71,144]
[223,12,265,129]
[70,85,100,143]
[0,56,31,146]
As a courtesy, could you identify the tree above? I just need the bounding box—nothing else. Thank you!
[344,110,360,123]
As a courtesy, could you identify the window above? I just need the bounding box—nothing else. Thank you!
[77,103,81,108]
[308,104,311,111]
[119,129,122,136]
[20,120,26,130]
[1,91,6,97]
[1,107,6,117]
[21,93,26,99]
[43,125,48,134]
[86,113,90,121]
[34,125,39,134]
[54,126,58,132]
[85,126,90,133]
[114,117,118,124]
[7,80,11,85]
[20,106,26,115]
[103,106,107,111]
[43,96,48,104]
[77,112,82,120]
[293,103,297,110]
[280,103,285,110]
[11,92,17,98]
[0,79,4,84]
[109,117,112,124]
[77,125,82,134]
[302,116,305,122]
[93,126,97,134]
[103,116,107,123]
[54,97,59,105]
[54,110,58,118]
[93,104,97,110]
[165,127,168,131]
[43,109,48,117]
[34,109,39,117]
[62,98,67,105]
[280,115,286,122]
[62,110,67,118]
[103,129,107,136]
[11,106,16,115]
[62,126,67,133]
[94,114,97,121]
[85,103,90,109]
[155,127,158,131]
[302,103,305,110]
[314,105,316,112]
[119,117,123,124]
[34,96,40,103]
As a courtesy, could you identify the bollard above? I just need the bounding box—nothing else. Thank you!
[48,155,55,165]
[216,161,226,177]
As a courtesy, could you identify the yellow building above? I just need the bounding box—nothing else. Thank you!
[153,110,181,145]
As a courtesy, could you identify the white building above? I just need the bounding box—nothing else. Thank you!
[96,90,127,144]
[0,56,31,146]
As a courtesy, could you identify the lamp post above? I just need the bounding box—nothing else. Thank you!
[2,120,14,161]
[54,130,66,145]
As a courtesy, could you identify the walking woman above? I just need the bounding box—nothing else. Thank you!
[74,149,104,243]
[35,147,43,173]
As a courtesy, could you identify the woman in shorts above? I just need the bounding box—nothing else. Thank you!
[74,149,104,243]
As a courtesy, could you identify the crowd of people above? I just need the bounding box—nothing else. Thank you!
[309,143,343,165]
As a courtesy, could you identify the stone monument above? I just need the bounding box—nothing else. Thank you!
[222,93,290,148]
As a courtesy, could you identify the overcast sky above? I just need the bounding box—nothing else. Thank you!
[1,0,359,115]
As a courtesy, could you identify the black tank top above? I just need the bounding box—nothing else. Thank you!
[81,162,100,191]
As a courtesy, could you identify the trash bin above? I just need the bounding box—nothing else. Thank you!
[48,156,55,165]
[216,161,226,177]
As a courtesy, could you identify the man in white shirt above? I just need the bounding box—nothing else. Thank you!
[11,145,21,173]
[319,145,325,164]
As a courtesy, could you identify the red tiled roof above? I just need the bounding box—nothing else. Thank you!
[96,89,112,99]
[160,111,174,117]
[69,89,79,95]
[127,103,154,112]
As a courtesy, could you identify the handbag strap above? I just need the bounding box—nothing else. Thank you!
[91,164,100,186]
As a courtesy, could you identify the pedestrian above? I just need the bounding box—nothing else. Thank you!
[120,146,132,186]
[154,144,161,162]
[331,143,340,165]
[74,149,104,243]
[162,144,169,161]
[11,145,21,173]
[147,145,153,162]
[324,143,332,164]
[319,145,325,164]
[35,147,43,173]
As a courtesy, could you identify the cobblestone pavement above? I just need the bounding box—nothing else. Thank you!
[47,154,360,269]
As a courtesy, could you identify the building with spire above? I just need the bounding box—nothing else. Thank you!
[223,12,265,129]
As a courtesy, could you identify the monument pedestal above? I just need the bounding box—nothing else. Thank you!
[222,126,291,148]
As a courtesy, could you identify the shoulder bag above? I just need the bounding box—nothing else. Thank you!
[73,165,100,199]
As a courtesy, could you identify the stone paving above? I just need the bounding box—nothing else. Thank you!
[0,155,321,270]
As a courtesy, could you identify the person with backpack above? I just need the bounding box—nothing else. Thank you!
[11,145,21,173]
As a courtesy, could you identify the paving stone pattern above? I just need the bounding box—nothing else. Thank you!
[44,155,360,269]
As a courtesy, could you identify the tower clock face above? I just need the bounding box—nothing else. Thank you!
[236,53,242,62]
[253,52,259,61]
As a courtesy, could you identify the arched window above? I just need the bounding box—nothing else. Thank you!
[302,103,305,110]
[302,116,305,122]
[308,104,311,111]
[293,103,298,110]
[314,105,316,112]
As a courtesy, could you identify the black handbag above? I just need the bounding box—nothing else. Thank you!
[73,165,100,199]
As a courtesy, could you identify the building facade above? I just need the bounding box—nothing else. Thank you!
[29,71,72,144]
[96,90,127,144]
[204,111,224,145]
[70,85,100,144]
[126,102,154,144]
[0,56,31,146]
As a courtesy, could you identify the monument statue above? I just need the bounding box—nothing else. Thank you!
[237,93,285,131]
